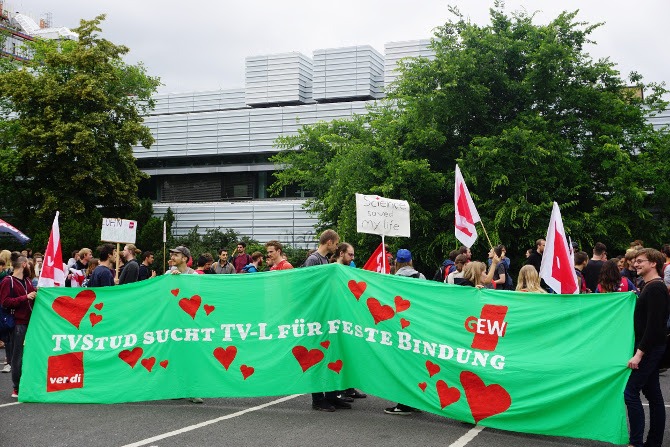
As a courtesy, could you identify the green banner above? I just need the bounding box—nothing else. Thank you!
[22,264,633,444]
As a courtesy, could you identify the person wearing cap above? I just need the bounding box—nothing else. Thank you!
[164,246,203,404]
[385,248,424,415]
[393,249,425,279]
[166,246,196,275]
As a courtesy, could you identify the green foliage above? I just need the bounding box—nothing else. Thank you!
[0,15,160,241]
[271,6,670,273]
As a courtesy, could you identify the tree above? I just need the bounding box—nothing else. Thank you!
[271,5,669,272]
[0,15,160,244]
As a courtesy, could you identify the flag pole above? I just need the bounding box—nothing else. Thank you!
[478,220,494,250]
[163,220,167,273]
[381,235,386,274]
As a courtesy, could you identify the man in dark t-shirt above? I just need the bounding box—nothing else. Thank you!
[582,242,607,293]
[526,239,545,273]
[624,248,669,447]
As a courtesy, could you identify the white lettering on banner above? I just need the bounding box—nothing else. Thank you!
[475,319,507,336]
[49,319,507,371]
[355,193,410,237]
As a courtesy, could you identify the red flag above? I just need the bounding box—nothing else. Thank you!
[540,202,578,294]
[454,165,481,248]
[363,243,390,274]
[38,212,65,288]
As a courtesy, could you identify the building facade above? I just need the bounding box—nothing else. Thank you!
[135,41,434,248]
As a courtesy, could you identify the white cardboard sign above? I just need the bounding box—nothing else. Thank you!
[100,218,137,244]
[355,193,410,237]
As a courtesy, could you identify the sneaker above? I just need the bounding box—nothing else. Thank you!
[1,364,10,373]
[189,397,204,404]
[327,398,352,410]
[345,389,367,399]
[384,405,411,415]
[336,394,354,403]
[312,400,336,412]
[11,389,18,398]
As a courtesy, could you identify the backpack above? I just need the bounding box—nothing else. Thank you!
[503,263,514,290]
[0,276,18,330]
[241,264,258,273]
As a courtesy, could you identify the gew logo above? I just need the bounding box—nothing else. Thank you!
[47,352,84,392]
[464,304,508,351]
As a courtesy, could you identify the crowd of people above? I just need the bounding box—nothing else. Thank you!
[0,234,669,446]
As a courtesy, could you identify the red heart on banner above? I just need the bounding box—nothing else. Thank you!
[426,360,441,377]
[418,382,427,392]
[160,360,168,369]
[52,290,96,329]
[94,302,103,311]
[213,346,237,370]
[171,289,179,297]
[292,346,324,372]
[320,341,330,349]
[119,347,143,368]
[240,364,254,380]
[89,313,103,327]
[179,295,201,319]
[204,304,215,315]
[394,296,411,312]
[328,360,343,374]
[400,318,410,329]
[347,280,366,300]
[460,371,511,423]
[436,380,461,409]
[366,298,395,325]
[141,357,156,372]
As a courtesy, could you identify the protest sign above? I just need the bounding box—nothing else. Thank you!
[23,264,632,444]
[355,194,410,237]
[100,218,137,244]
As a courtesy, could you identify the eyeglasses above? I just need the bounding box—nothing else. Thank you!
[634,258,649,264]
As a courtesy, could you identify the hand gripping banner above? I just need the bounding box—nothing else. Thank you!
[22,264,633,444]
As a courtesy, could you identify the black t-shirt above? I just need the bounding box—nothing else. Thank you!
[582,260,604,293]
[634,279,670,352]
[526,251,542,273]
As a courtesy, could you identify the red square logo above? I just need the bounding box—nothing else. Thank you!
[47,352,84,392]
[129,222,135,229]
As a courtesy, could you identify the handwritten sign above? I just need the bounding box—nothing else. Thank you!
[355,193,410,237]
[100,218,137,244]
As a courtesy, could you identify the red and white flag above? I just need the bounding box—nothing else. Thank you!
[454,164,481,248]
[38,212,65,288]
[540,202,578,294]
[363,243,390,274]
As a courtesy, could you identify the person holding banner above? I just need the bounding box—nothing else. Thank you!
[0,252,36,398]
[624,248,670,447]
[166,246,196,275]
[386,249,424,415]
[303,230,352,411]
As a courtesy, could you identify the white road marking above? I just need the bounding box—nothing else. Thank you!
[119,394,302,447]
[0,402,19,408]
[448,425,485,446]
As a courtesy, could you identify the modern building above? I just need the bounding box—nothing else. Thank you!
[135,41,434,248]
[0,2,76,61]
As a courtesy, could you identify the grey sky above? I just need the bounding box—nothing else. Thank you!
[6,1,669,94]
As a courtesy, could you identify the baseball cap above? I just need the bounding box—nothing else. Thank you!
[169,245,191,260]
[396,249,412,263]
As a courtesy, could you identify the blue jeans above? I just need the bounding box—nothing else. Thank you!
[624,345,666,447]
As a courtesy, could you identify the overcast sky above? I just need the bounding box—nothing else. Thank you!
[6,1,669,94]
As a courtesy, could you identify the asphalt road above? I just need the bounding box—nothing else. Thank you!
[1,367,669,447]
